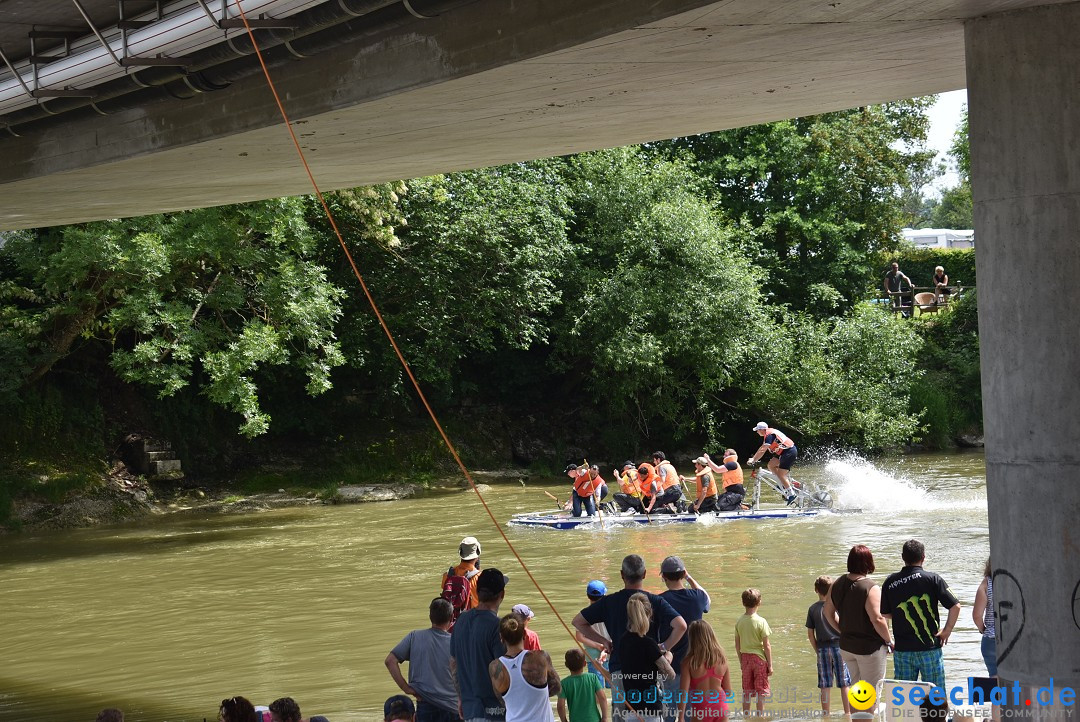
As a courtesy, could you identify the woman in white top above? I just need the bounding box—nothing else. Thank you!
[973,557,997,678]
[489,613,560,722]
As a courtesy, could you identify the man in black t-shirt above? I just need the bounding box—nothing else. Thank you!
[880,540,960,688]
[572,554,686,718]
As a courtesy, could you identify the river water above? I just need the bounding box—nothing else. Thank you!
[0,451,989,722]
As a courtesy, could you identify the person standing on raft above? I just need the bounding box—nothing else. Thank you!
[747,422,798,504]
[565,464,599,518]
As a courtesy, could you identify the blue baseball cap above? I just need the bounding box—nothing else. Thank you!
[586,580,607,598]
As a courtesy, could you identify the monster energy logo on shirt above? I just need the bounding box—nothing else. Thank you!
[896,593,939,644]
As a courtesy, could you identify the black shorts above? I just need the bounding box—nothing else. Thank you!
[778,446,797,470]
[767,446,797,470]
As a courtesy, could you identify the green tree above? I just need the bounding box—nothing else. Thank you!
[319,163,574,400]
[654,100,937,312]
[930,184,973,229]
[929,107,973,229]
[746,304,924,448]
[552,148,766,437]
[0,199,346,436]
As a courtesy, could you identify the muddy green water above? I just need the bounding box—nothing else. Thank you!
[0,451,990,721]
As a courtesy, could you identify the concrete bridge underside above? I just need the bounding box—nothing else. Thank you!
[1,0,1067,230]
[2,0,1080,705]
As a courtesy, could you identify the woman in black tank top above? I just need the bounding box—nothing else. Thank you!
[823,545,894,692]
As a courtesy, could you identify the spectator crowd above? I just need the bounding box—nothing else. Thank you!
[94,535,990,722]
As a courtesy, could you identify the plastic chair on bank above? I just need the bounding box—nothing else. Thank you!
[913,292,939,315]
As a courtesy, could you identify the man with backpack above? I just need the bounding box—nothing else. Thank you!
[441,537,483,628]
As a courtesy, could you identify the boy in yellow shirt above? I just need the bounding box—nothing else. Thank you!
[734,588,773,715]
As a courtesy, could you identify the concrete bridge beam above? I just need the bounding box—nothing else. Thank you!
[967,1,1080,708]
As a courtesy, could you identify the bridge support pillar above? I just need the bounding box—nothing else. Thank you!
[966,3,1080,714]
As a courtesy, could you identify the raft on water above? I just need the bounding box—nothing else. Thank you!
[507,506,831,530]
[508,468,859,530]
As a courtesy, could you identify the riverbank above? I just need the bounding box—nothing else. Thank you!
[0,463,522,533]
[0,451,990,722]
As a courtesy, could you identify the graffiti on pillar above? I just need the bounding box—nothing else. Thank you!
[991,569,1024,666]
[1072,577,1080,632]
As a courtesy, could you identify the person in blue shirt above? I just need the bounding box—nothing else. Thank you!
[451,568,510,722]
[658,556,710,719]
[572,555,687,720]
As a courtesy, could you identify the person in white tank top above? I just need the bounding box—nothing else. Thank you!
[489,613,559,722]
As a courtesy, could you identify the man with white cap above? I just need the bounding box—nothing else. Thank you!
[680,457,719,514]
[747,421,798,504]
[442,537,483,616]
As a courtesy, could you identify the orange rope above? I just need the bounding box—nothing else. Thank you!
[229,0,590,651]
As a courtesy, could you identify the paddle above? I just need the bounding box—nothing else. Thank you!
[543,489,564,510]
[677,472,698,515]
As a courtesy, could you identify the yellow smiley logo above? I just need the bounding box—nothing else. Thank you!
[848,680,877,711]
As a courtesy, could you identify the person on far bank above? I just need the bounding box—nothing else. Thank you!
[451,568,510,722]
[747,422,798,504]
[572,555,686,718]
[659,555,711,708]
[565,464,599,518]
[681,458,719,514]
[386,598,463,722]
[823,545,893,692]
[703,450,746,512]
[805,576,852,720]
[884,261,913,316]
[734,588,772,716]
[933,266,950,302]
[972,557,996,678]
[880,540,960,689]
[489,614,560,722]
[557,648,609,722]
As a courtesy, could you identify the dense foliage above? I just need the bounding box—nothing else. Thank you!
[918,108,974,230]
[0,94,982,511]
[0,200,346,436]
[885,247,976,290]
[654,100,937,312]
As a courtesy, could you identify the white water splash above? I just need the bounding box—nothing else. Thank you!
[823,456,985,513]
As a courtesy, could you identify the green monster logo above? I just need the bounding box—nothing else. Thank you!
[896,593,938,644]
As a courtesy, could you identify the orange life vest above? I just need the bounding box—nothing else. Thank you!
[720,453,743,489]
[697,470,718,497]
[764,428,795,454]
[656,460,680,491]
[572,470,598,498]
[637,463,658,497]
[619,469,642,497]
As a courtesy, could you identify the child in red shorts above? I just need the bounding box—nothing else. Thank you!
[734,588,773,715]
